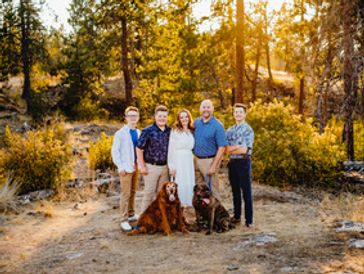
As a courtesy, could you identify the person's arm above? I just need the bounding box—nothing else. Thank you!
[136,129,149,175]
[208,124,227,175]
[136,147,148,175]
[167,131,177,177]
[227,145,248,155]
[111,131,126,176]
[208,146,226,175]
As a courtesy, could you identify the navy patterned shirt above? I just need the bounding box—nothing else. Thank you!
[226,122,254,159]
[136,123,171,165]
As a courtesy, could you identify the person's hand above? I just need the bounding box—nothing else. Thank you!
[169,169,176,177]
[208,165,216,176]
[139,165,148,175]
[119,170,126,177]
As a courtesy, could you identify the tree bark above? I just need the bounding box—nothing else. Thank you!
[316,31,333,133]
[235,0,245,103]
[298,77,305,115]
[19,0,31,113]
[342,0,356,161]
[121,16,133,105]
[252,28,262,102]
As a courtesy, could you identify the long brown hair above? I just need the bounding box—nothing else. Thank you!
[174,109,194,132]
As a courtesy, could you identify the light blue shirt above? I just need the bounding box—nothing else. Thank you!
[226,122,254,159]
[193,116,227,157]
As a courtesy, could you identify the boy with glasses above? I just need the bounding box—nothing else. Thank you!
[112,106,140,231]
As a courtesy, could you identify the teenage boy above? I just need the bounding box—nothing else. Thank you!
[136,105,171,212]
[112,106,141,231]
[226,103,254,228]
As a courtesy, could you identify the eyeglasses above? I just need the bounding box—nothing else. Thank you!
[126,115,139,118]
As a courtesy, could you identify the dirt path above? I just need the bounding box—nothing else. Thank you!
[1,178,363,274]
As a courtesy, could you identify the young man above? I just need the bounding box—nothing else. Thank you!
[136,105,171,212]
[112,106,141,231]
[226,103,254,228]
[194,99,227,201]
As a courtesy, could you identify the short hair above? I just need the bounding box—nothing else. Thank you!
[124,106,139,115]
[154,105,168,115]
[233,103,247,113]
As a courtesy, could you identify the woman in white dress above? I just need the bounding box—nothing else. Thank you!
[168,109,195,207]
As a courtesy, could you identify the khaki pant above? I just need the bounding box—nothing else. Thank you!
[140,164,169,212]
[194,157,221,201]
[120,171,138,221]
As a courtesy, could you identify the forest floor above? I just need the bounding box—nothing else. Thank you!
[0,122,363,274]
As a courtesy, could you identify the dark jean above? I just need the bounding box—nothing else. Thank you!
[228,158,253,225]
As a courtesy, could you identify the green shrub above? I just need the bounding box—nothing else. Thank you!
[247,100,345,187]
[88,132,114,171]
[0,125,72,194]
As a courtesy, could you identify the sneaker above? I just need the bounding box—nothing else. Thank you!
[245,223,254,229]
[128,214,139,222]
[120,221,132,231]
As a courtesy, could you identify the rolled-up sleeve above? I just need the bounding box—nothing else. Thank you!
[136,128,148,150]
[216,124,228,147]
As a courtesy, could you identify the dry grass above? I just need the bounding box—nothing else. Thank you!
[33,200,54,218]
[320,192,364,223]
[0,178,20,212]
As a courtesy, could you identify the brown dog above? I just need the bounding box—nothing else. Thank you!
[192,184,233,235]
[128,182,188,236]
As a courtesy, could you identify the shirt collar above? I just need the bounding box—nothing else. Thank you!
[153,122,170,132]
[201,115,216,124]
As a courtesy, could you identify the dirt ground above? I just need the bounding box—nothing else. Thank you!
[0,174,363,274]
[0,123,363,273]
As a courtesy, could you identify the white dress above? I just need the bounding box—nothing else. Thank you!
[168,129,195,206]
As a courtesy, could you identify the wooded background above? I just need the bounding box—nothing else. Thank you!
[0,0,363,162]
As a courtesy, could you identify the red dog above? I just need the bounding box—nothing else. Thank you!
[128,182,188,236]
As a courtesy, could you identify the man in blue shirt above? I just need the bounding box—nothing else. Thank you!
[194,99,227,200]
[136,105,171,212]
[226,103,254,228]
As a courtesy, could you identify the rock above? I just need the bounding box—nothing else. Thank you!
[336,220,364,233]
[94,177,120,193]
[72,147,82,156]
[17,195,31,205]
[66,252,83,260]
[23,189,54,202]
[281,266,304,273]
[227,264,239,271]
[27,210,38,216]
[106,190,119,197]
[66,179,85,188]
[348,239,364,249]
[233,232,278,250]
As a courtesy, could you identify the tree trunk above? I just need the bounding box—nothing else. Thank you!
[298,77,305,115]
[316,32,333,133]
[19,0,31,113]
[263,4,273,93]
[252,28,262,102]
[121,16,133,105]
[342,0,356,161]
[235,0,245,103]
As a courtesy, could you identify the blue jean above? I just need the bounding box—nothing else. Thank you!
[228,158,253,225]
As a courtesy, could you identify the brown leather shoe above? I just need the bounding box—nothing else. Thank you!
[231,217,241,224]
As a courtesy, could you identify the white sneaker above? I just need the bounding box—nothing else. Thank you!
[120,221,132,231]
[128,214,139,222]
